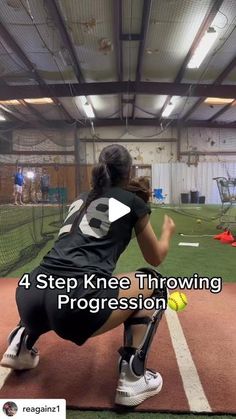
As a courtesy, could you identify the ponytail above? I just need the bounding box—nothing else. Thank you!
[70,163,111,233]
[86,162,111,207]
[91,163,111,190]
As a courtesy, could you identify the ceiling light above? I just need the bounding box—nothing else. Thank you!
[0,100,20,105]
[204,97,234,105]
[0,98,53,105]
[24,98,53,104]
[76,96,95,118]
[162,97,178,118]
[0,114,6,121]
[187,27,218,69]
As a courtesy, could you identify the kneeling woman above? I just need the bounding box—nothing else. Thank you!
[1,144,175,407]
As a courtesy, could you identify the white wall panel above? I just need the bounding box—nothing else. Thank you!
[152,162,236,204]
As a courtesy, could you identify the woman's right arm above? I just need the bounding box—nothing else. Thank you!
[135,214,175,266]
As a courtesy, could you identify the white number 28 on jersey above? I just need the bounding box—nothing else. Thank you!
[58,197,110,239]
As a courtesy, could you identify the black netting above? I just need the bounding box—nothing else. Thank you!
[0,204,65,276]
[0,127,88,276]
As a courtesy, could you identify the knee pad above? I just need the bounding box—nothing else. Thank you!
[118,267,167,377]
[137,266,168,303]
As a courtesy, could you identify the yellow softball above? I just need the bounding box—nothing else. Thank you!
[168,291,188,312]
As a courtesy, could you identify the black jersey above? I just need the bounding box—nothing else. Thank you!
[40,187,151,277]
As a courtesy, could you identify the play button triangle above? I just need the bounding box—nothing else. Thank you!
[108,198,131,222]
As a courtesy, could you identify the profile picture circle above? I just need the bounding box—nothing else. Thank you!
[2,401,18,416]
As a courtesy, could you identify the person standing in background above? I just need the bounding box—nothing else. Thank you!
[40,168,50,202]
[13,167,24,205]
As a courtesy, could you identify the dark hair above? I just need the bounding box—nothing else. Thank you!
[89,144,132,201]
[71,144,132,232]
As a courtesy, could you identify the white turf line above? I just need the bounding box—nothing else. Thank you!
[178,242,199,247]
[165,308,212,412]
[0,366,12,390]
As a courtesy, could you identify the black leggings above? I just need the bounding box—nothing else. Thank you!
[16,266,118,347]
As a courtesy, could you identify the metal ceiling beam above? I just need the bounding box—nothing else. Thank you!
[19,100,48,121]
[114,0,123,118]
[160,0,225,118]
[135,0,153,83]
[87,118,236,129]
[182,98,207,121]
[208,100,236,122]
[0,21,43,86]
[0,105,24,122]
[214,55,236,84]
[176,0,224,83]
[45,0,98,120]
[114,0,123,82]
[1,118,236,129]
[0,20,73,121]
[0,79,47,122]
[0,80,25,122]
[122,98,135,104]
[0,81,235,100]
[121,33,142,41]
[183,55,236,120]
[132,0,153,119]
[45,0,84,83]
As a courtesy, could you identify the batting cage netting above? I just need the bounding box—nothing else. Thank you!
[0,205,64,276]
[0,127,91,276]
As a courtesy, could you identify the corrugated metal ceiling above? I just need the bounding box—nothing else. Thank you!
[0,0,235,125]
[142,0,212,81]
[59,0,117,82]
[183,0,236,83]
[217,103,236,121]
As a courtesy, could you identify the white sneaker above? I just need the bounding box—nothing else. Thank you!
[115,360,163,406]
[0,327,39,370]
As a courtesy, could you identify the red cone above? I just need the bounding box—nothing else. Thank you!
[214,230,229,240]
[220,231,235,244]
